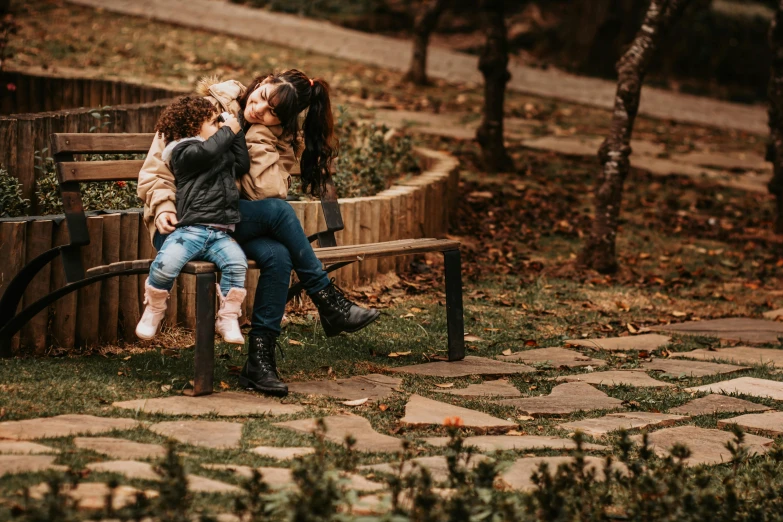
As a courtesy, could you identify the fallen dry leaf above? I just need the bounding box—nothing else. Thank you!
[517,415,534,421]
[219,381,230,391]
[160,385,171,392]
[464,334,484,342]
[410,307,423,313]
[401,313,415,318]
[342,398,369,406]
[288,339,303,346]
[501,349,513,356]
[671,311,687,317]
[378,403,389,411]
[434,383,455,388]
[627,323,638,334]
[388,351,412,358]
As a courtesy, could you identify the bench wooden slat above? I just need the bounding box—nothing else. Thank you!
[57,160,145,182]
[51,133,155,155]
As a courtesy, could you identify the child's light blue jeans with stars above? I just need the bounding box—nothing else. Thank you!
[147,225,247,295]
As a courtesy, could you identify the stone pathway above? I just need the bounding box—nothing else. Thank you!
[0,415,139,440]
[274,414,404,453]
[28,482,158,511]
[559,412,688,437]
[113,391,304,416]
[433,379,522,398]
[556,370,673,388]
[672,346,783,368]
[686,377,783,400]
[401,394,516,430]
[249,446,315,460]
[651,318,783,344]
[497,347,606,369]
[287,374,402,400]
[499,456,626,491]
[150,420,243,449]
[66,0,769,134]
[423,435,607,452]
[0,455,66,476]
[0,441,58,454]
[390,356,534,377]
[669,394,771,416]
[640,358,749,378]
[637,426,774,466]
[360,455,491,483]
[496,382,624,417]
[718,412,783,436]
[73,437,166,459]
[566,334,671,352]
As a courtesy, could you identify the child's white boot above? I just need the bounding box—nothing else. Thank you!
[136,280,170,340]
[216,286,246,344]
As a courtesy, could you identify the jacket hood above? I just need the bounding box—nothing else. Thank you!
[161,136,204,163]
[196,76,246,113]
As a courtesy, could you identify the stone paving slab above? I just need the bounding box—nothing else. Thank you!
[677,150,769,172]
[0,414,139,440]
[559,412,688,437]
[495,382,624,417]
[669,394,772,416]
[389,356,535,377]
[28,482,158,510]
[73,437,166,460]
[401,394,516,430]
[203,464,383,491]
[500,456,625,491]
[423,435,607,452]
[274,414,404,453]
[113,391,304,416]
[497,347,606,368]
[187,474,243,494]
[718,412,783,436]
[634,426,774,466]
[86,460,161,481]
[651,318,783,344]
[640,358,749,378]
[433,379,522,398]
[361,455,491,483]
[287,374,402,401]
[556,370,673,388]
[150,420,243,449]
[764,309,783,320]
[686,377,783,400]
[566,334,671,352]
[0,455,67,476]
[249,446,315,460]
[672,346,783,368]
[0,441,58,454]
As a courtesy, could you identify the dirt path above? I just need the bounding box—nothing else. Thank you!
[66,0,768,135]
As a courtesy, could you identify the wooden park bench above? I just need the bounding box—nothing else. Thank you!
[0,133,465,395]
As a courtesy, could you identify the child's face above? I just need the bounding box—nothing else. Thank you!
[198,114,220,140]
[243,83,282,127]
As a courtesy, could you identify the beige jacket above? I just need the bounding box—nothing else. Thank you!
[137,78,298,240]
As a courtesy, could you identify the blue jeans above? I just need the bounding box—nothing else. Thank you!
[149,225,247,295]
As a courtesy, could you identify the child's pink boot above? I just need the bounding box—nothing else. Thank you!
[135,280,169,340]
[216,286,246,344]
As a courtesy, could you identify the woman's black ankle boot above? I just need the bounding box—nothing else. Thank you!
[239,333,288,397]
[310,281,380,337]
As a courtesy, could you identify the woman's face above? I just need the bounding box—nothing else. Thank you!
[244,83,282,126]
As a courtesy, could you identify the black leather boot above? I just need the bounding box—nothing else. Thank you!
[310,280,380,337]
[239,333,288,397]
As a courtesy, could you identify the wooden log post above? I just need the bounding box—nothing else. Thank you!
[769,0,783,234]
[377,197,392,273]
[76,216,103,347]
[119,213,141,342]
[21,219,53,355]
[99,213,121,344]
[0,221,26,354]
[336,199,356,286]
[50,220,76,348]
[579,0,689,273]
[405,0,450,85]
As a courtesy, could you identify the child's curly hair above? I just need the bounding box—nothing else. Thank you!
[155,96,218,144]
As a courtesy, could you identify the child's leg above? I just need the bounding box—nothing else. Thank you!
[137,227,210,340]
[201,231,248,344]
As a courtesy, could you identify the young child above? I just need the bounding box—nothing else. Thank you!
[136,96,251,344]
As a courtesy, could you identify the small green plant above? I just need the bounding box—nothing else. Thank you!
[0,165,29,217]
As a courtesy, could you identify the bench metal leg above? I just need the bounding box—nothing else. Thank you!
[193,272,216,396]
[443,249,465,361]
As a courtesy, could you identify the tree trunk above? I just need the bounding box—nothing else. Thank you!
[579,0,689,273]
[405,0,449,85]
[769,1,783,234]
[476,0,513,172]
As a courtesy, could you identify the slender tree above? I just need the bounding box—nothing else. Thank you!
[579,0,689,273]
[476,0,514,172]
[768,0,783,234]
[405,0,449,85]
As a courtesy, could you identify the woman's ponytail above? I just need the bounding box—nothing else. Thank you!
[300,78,336,197]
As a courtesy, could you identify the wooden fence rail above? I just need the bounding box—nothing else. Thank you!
[0,149,459,354]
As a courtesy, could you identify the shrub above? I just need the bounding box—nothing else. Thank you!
[0,166,29,217]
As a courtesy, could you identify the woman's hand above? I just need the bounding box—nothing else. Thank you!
[221,114,242,135]
[155,211,179,234]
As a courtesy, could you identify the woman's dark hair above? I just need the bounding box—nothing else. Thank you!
[155,96,217,144]
[238,69,336,196]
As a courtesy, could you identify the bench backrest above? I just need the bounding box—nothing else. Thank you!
[50,132,344,282]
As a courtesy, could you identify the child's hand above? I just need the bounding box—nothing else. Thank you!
[222,114,241,135]
[155,212,179,234]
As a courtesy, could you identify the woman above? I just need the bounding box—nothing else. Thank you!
[138,70,380,397]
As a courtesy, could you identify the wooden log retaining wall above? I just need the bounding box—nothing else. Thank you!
[0,149,459,353]
[0,99,175,213]
[0,70,185,115]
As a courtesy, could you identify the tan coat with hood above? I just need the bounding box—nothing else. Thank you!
[137,77,298,240]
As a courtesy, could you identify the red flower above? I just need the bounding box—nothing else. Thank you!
[116,181,127,188]
[6,83,16,91]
